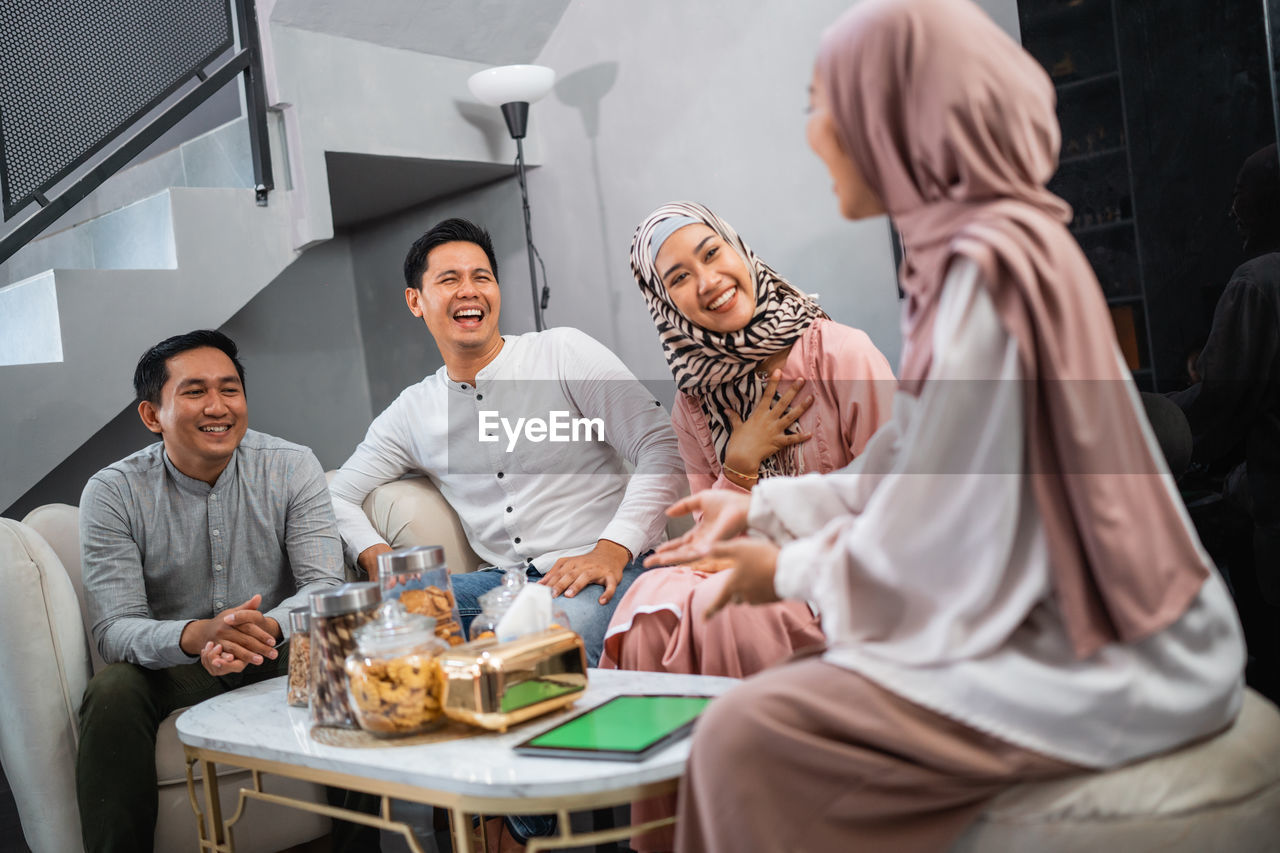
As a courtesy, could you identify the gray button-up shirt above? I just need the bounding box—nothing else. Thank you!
[80,429,345,669]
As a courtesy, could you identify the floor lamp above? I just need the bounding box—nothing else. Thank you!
[468,64,556,331]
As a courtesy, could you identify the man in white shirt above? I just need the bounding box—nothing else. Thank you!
[329,217,684,667]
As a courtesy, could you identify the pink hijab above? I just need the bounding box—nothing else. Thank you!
[817,0,1207,659]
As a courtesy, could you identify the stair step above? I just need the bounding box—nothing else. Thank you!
[1,191,177,286]
[0,272,62,366]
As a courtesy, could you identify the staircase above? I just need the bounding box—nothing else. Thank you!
[0,5,557,512]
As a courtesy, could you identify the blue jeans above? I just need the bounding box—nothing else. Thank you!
[450,554,648,668]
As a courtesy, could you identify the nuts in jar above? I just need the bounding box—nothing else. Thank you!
[286,606,311,708]
[309,582,380,728]
[345,600,448,737]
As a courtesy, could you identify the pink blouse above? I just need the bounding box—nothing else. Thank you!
[671,318,896,498]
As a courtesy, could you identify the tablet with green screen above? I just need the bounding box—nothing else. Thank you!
[514,694,713,761]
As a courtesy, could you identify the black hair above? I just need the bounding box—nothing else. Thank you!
[402,217,499,290]
[133,329,246,405]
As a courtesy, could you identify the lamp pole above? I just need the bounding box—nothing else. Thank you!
[514,136,545,332]
[469,67,556,332]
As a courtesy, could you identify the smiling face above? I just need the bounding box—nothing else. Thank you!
[406,240,503,359]
[806,69,886,221]
[655,223,757,333]
[137,346,248,484]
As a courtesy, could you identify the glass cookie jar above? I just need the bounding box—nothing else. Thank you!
[309,582,381,728]
[344,600,448,737]
[377,545,465,647]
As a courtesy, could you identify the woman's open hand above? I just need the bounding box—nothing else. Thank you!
[645,490,752,567]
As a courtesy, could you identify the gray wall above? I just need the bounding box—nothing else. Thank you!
[524,0,906,380]
[221,235,373,468]
[343,0,1031,403]
[4,0,1025,519]
[346,179,534,412]
[3,237,373,518]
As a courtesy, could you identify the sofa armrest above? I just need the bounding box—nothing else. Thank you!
[0,517,92,853]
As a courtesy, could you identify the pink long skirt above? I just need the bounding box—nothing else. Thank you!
[600,566,825,852]
[678,659,1082,852]
[600,566,825,676]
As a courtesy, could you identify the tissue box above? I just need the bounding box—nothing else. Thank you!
[438,627,588,731]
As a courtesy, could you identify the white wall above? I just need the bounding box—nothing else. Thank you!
[4,237,374,517]
[347,0,1028,402]
[344,0,1023,401]
[523,0,904,378]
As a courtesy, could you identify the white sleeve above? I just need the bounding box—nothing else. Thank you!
[559,329,685,557]
[763,260,1043,665]
[328,399,418,566]
[747,414,903,543]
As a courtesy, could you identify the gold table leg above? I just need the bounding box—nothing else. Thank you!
[449,807,480,853]
[182,744,681,853]
[524,810,677,853]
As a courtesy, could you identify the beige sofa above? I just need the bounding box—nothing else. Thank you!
[0,504,331,853]
[4,474,1280,852]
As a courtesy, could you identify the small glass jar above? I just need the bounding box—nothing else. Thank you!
[469,588,506,641]
[309,582,380,728]
[344,600,448,737]
[377,546,465,647]
[286,606,311,708]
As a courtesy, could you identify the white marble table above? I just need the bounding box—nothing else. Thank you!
[177,668,738,853]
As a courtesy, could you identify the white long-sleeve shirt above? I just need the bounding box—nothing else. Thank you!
[750,258,1244,768]
[331,327,685,572]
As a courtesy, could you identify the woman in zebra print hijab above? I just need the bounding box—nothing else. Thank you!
[603,201,894,852]
[630,200,829,481]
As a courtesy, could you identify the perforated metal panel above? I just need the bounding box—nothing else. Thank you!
[0,0,233,219]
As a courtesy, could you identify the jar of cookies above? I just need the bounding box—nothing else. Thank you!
[286,606,311,708]
[377,546,465,647]
[309,582,380,728]
[344,600,447,737]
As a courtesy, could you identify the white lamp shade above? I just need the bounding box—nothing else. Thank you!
[467,65,555,107]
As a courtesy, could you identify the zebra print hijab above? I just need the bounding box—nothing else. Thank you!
[630,201,827,478]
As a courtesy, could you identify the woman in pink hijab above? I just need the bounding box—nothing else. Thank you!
[659,1,1246,850]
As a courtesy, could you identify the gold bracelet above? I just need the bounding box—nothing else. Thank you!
[722,463,759,482]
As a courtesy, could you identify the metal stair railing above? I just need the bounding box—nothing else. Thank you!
[0,0,273,267]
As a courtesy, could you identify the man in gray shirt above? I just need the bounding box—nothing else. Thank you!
[74,330,366,852]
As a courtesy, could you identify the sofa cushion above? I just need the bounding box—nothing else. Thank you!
[23,503,108,674]
[954,689,1280,850]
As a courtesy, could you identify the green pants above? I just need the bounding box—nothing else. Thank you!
[76,650,380,853]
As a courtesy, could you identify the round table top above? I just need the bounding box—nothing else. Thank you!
[176,668,738,800]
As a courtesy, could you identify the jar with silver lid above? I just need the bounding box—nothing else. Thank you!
[286,606,311,707]
[309,582,380,728]
[377,546,464,647]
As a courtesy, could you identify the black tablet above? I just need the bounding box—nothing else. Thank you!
[514,694,714,762]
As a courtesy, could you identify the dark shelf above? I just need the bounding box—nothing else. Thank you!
[1059,145,1127,166]
[1055,70,1120,94]
[1072,218,1134,237]
[1106,293,1145,306]
[1019,0,1109,35]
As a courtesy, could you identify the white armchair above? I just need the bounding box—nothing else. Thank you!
[0,506,328,853]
